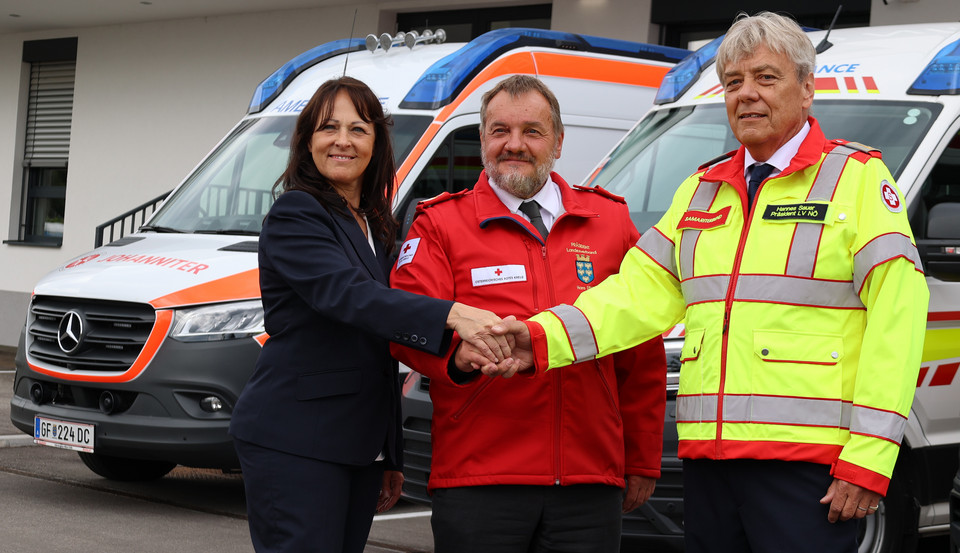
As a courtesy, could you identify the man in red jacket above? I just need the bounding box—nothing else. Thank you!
[390,74,667,553]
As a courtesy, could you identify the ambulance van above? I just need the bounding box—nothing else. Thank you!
[574,21,958,553]
[10,28,689,481]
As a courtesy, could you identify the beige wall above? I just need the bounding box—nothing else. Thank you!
[870,0,960,26]
[551,0,655,42]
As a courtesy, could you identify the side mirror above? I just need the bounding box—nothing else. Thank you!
[917,202,960,282]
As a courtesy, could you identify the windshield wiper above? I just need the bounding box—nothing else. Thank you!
[193,229,260,236]
[140,225,183,233]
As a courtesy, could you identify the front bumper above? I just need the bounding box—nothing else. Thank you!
[12,331,259,468]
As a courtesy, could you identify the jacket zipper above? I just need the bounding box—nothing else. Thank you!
[716,184,760,456]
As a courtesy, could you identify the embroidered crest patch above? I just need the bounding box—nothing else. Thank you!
[576,254,595,284]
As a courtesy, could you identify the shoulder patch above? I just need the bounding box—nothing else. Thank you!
[698,150,736,171]
[572,185,626,204]
[414,189,470,214]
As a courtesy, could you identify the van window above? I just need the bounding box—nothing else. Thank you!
[148,114,432,235]
[396,125,481,239]
[592,101,940,233]
[910,130,960,239]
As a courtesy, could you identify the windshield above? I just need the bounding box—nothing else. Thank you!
[148,114,432,234]
[592,100,940,233]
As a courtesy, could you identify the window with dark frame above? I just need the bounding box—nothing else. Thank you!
[8,37,77,246]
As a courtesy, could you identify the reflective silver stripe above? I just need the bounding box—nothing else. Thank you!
[638,229,678,280]
[723,395,852,428]
[546,304,598,362]
[678,181,721,278]
[853,233,923,293]
[808,145,854,201]
[785,147,849,277]
[734,274,864,309]
[678,394,856,429]
[850,404,906,444]
[690,181,720,210]
[676,395,718,422]
[681,275,729,304]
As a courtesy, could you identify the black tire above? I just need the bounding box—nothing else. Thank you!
[858,470,919,553]
[77,452,176,481]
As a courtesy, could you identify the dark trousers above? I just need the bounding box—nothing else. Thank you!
[683,459,860,553]
[234,438,383,553]
[431,484,623,553]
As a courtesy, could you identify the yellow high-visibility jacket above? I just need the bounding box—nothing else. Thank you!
[527,118,929,494]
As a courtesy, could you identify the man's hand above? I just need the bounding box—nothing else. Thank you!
[446,303,510,364]
[377,470,404,513]
[819,478,882,522]
[622,475,656,513]
[480,316,534,377]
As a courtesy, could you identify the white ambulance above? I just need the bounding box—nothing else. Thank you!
[10,28,689,481]
[575,21,960,553]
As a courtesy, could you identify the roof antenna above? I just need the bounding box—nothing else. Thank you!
[815,4,842,54]
[343,8,358,76]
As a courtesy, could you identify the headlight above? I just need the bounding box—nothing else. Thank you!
[170,300,265,342]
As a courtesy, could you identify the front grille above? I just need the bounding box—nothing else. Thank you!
[28,295,156,372]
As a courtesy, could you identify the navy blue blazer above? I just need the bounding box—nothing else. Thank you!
[230,190,453,469]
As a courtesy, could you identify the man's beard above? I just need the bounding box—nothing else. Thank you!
[482,148,556,199]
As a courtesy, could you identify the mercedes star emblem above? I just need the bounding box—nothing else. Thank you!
[57,311,84,354]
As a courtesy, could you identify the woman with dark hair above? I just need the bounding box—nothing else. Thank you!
[229,77,510,553]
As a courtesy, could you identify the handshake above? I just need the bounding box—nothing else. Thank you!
[445,304,537,378]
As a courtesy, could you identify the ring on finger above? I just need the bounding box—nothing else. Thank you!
[868,505,879,510]
[857,506,868,511]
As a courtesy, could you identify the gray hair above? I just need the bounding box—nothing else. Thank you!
[715,11,816,84]
[479,75,564,137]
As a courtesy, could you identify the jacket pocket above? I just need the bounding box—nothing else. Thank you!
[296,367,363,400]
[451,376,494,421]
[678,328,705,395]
[751,329,843,399]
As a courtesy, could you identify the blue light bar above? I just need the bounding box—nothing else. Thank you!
[908,37,960,96]
[654,26,820,105]
[248,38,365,114]
[654,35,724,105]
[399,27,690,110]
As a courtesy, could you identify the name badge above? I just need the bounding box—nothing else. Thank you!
[762,202,828,222]
[471,264,526,287]
[677,206,731,230]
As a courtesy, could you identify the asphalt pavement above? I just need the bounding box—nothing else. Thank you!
[0,345,433,553]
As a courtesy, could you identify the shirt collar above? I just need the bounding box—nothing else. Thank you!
[488,175,564,225]
[743,121,811,179]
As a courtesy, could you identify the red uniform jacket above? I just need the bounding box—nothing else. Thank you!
[390,171,667,491]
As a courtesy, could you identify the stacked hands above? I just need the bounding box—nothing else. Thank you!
[445,304,534,377]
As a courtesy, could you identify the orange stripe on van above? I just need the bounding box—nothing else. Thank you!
[29,310,174,383]
[396,50,671,183]
[150,268,260,309]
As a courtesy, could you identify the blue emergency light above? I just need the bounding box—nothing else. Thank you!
[908,37,960,96]
[653,35,724,105]
[248,38,366,114]
[399,27,690,110]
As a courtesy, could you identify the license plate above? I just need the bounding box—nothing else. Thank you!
[34,416,94,453]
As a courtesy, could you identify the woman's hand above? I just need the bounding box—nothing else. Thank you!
[446,303,512,365]
[377,470,404,513]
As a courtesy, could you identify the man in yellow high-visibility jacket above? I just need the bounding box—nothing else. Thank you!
[484,11,930,553]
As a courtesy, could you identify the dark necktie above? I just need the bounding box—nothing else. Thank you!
[519,200,549,240]
[747,163,775,207]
